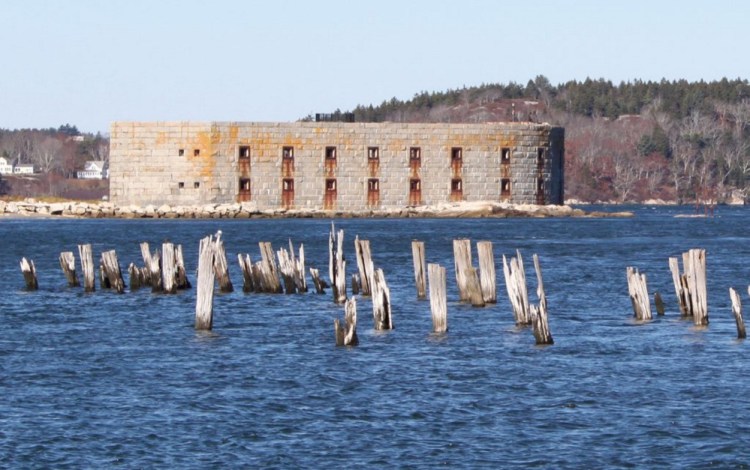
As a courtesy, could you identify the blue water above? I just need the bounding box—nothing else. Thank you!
[2,206,750,468]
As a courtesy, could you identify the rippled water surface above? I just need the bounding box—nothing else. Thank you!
[3,206,750,467]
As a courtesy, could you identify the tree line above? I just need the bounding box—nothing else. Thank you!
[331,76,750,204]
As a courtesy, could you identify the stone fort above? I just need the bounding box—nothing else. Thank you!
[109,121,564,210]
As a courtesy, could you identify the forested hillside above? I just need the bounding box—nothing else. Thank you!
[331,77,750,204]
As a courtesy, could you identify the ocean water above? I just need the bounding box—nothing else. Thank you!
[2,206,750,468]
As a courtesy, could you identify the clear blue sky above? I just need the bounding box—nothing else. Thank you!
[1,0,748,134]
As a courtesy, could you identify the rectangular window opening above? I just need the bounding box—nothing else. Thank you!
[239,146,251,159]
[325,146,337,160]
[282,146,294,160]
[194,149,200,157]
[326,178,337,192]
[178,182,185,189]
[451,147,463,163]
[410,178,421,191]
[368,147,380,161]
[501,147,511,164]
[501,178,511,196]
[282,178,294,192]
[368,178,379,191]
[410,147,421,162]
[178,149,185,156]
[240,178,251,191]
[451,178,463,192]
[194,182,200,189]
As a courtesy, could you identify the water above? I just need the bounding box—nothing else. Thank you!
[2,206,750,468]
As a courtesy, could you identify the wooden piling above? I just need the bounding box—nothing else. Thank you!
[502,250,531,325]
[531,254,553,345]
[626,266,652,321]
[213,233,233,293]
[20,257,38,290]
[140,242,163,292]
[329,224,347,304]
[335,297,359,346]
[669,249,708,325]
[101,250,125,294]
[195,235,216,330]
[428,263,447,333]
[259,242,282,293]
[354,236,373,296]
[290,240,307,293]
[162,242,177,294]
[276,247,297,294]
[411,240,427,300]
[238,253,255,293]
[453,239,485,307]
[351,273,361,295]
[174,244,191,289]
[128,262,145,290]
[371,265,393,330]
[310,267,326,294]
[731,287,746,339]
[59,251,79,287]
[477,241,497,304]
[78,243,96,292]
[654,291,665,316]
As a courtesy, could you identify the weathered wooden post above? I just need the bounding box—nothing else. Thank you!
[238,253,255,293]
[626,266,652,321]
[162,242,177,294]
[289,240,307,293]
[669,249,708,325]
[329,223,347,304]
[78,243,96,292]
[276,246,298,294]
[477,240,497,304]
[730,287,747,339]
[351,273,361,295]
[428,263,447,333]
[310,267,326,294]
[259,242,282,293]
[140,242,163,292]
[411,240,427,300]
[453,239,485,307]
[59,251,79,287]
[212,233,233,293]
[101,250,125,294]
[371,265,393,330]
[128,263,144,290]
[654,291,665,316]
[531,254,553,345]
[354,236,373,296]
[502,251,532,325]
[20,257,38,290]
[195,235,217,330]
[335,297,359,346]
[174,244,191,289]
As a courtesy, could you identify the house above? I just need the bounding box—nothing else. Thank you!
[0,157,13,175]
[13,164,35,175]
[77,161,108,179]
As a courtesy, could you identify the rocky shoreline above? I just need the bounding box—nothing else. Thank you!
[0,199,634,219]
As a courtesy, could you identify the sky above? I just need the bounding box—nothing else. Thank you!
[1,0,749,134]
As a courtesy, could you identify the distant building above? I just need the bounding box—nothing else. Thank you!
[13,164,35,175]
[0,157,13,175]
[77,161,108,179]
[110,121,565,210]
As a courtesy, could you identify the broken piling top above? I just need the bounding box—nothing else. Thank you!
[20,257,38,290]
[335,296,359,346]
[428,263,447,333]
[626,266,652,321]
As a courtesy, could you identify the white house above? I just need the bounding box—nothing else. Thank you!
[13,164,35,175]
[77,161,108,179]
[0,157,13,175]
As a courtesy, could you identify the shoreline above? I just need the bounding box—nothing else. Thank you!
[0,199,634,219]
